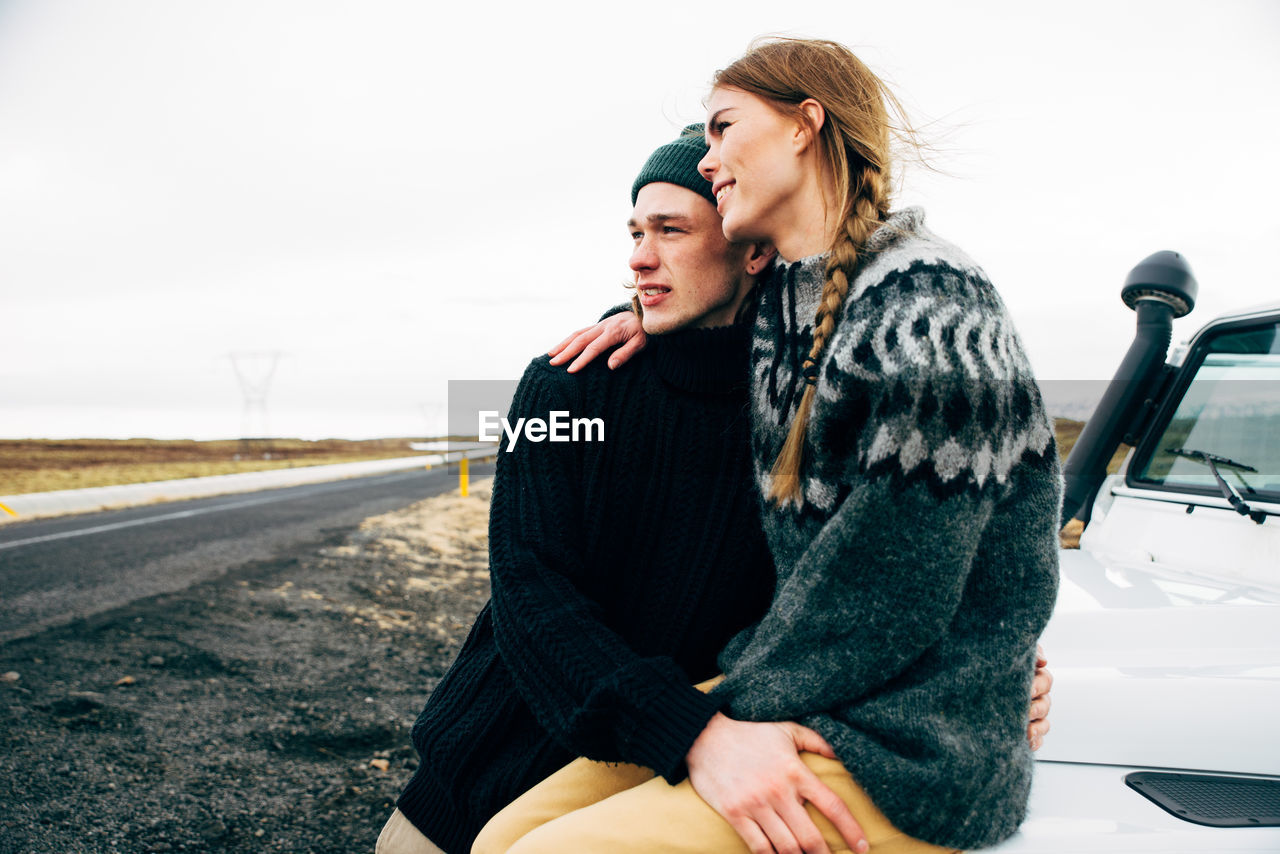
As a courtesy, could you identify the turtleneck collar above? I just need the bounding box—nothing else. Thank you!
[771,253,828,302]
[648,323,751,394]
[769,207,931,296]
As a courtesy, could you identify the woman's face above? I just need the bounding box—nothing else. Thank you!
[699,87,808,247]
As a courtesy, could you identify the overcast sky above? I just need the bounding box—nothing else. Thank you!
[1,0,1277,439]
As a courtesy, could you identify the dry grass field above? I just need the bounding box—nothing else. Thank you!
[0,438,437,496]
[0,422,1123,498]
[1053,419,1130,472]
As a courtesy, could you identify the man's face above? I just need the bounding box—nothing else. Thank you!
[628,182,752,335]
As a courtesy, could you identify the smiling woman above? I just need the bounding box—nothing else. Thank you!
[485,37,1061,854]
[701,88,827,255]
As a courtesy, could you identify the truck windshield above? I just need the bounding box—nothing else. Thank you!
[1134,319,1280,501]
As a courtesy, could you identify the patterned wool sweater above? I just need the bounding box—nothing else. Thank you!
[711,208,1062,850]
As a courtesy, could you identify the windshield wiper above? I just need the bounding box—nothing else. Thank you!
[1166,447,1267,524]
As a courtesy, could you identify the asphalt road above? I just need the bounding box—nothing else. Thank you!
[0,463,493,643]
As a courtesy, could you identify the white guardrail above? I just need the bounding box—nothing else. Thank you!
[0,447,497,523]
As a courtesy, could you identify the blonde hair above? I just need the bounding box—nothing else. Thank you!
[713,37,909,505]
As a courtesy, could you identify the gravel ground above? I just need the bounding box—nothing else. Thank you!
[0,479,494,854]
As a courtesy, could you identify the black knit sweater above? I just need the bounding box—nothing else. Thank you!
[396,323,774,854]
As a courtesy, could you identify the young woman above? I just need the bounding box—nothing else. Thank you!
[475,37,1061,854]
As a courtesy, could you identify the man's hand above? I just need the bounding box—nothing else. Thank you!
[548,311,647,372]
[1029,644,1052,751]
[685,713,868,854]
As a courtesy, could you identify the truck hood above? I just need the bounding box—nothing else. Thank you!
[1035,548,1280,776]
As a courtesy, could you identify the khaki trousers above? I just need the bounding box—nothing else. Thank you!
[473,752,959,854]
[473,675,957,854]
[376,808,447,854]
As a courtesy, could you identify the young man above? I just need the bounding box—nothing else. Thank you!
[378,126,782,854]
[379,128,1051,854]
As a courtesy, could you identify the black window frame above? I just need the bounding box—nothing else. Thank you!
[1125,313,1280,503]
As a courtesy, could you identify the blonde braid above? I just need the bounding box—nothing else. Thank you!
[767,165,888,505]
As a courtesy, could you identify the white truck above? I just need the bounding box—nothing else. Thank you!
[991,251,1280,851]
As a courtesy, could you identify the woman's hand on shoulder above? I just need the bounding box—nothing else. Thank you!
[548,311,647,372]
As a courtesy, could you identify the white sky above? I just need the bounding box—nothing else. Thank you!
[1,0,1277,439]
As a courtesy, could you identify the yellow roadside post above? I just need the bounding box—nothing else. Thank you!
[460,457,469,497]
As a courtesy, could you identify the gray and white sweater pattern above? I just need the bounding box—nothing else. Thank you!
[713,208,1062,850]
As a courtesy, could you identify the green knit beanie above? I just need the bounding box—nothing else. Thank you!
[631,123,716,207]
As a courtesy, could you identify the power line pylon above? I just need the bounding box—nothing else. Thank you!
[228,350,282,459]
